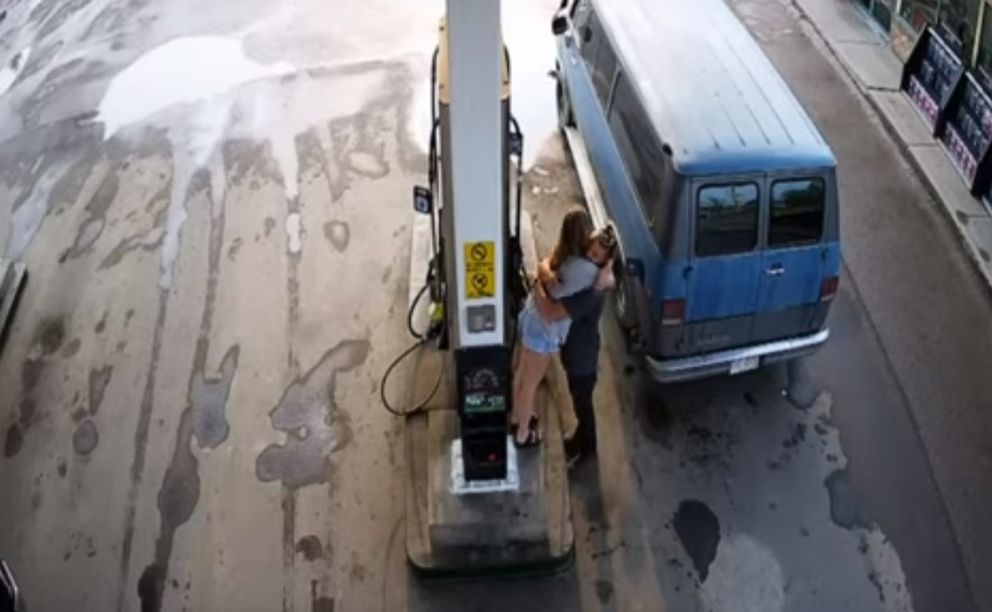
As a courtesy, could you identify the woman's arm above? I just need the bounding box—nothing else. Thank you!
[537,257,558,287]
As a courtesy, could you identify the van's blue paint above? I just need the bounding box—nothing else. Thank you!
[556,0,841,360]
[594,0,837,175]
[758,246,823,310]
[687,252,762,320]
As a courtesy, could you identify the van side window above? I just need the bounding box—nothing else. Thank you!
[592,41,617,105]
[608,75,667,237]
[696,183,759,256]
[580,12,602,68]
[769,178,825,247]
[571,0,591,27]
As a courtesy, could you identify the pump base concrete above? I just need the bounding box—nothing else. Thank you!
[403,348,573,578]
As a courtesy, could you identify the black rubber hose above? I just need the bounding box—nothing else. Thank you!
[510,115,524,243]
[407,283,429,340]
[379,338,444,417]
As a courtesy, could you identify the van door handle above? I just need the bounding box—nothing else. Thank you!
[765,265,785,277]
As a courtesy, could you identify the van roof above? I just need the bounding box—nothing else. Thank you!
[593,0,836,174]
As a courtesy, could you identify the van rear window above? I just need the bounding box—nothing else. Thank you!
[696,183,759,257]
[769,178,825,247]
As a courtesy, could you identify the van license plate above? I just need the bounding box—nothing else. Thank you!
[729,356,760,375]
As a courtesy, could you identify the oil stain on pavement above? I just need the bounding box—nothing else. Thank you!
[138,344,239,612]
[72,419,99,455]
[673,499,721,582]
[5,317,68,457]
[255,339,370,489]
[825,468,870,530]
[88,364,113,415]
[192,346,239,449]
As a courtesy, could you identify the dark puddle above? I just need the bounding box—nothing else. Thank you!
[72,420,99,455]
[255,340,370,489]
[295,535,323,562]
[89,364,113,416]
[323,221,350,252]
[192,346,239,450]
[672,499,720,583]
[4,424,23,458]
[61,338,81,358]
[824,469,869,530]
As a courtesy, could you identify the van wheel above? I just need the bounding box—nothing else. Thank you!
[614,276,644,354]
[556,70,575,131]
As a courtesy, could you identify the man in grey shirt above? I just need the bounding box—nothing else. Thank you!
[534,283,606,465]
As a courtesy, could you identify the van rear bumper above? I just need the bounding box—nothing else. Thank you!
[646,329,830,384]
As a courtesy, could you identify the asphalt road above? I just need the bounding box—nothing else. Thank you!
[0,0,990,611]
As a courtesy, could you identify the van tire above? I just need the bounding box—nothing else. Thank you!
[556,69,575,131]
[614,275,645,354]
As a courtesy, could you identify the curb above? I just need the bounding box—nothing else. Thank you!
[788,0,992,299]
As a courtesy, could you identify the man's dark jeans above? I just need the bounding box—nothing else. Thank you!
[567,373,598,456]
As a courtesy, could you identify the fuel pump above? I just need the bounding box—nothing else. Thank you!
[405,0,527,485]
[382,0,574,577]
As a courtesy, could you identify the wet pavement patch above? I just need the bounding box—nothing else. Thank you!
[72,406,89,424]
[137,563,165,612]
[72,420,99,455]
[38,317,65,355]
[65,170,120,261]
[824,469,870,529]
[781,422,807,449]
[323,221,350,252]
[595,580,614,604]
[21,358,43,391]
[4,424,24,458]
[673,499,721,582]
[61,338,82,358]
[89,365,113,416]
[313,597,335,612]
[295,535,323,561]
[192,345,239,449]
[256,340,370,489]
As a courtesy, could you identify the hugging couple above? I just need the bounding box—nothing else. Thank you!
[511,206,617,466]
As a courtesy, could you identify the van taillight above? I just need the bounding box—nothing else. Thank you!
[661,299,685,326]
[820,276,839,302]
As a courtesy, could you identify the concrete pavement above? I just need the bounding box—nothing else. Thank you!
[1,0,991,611]
[732,1,992,610]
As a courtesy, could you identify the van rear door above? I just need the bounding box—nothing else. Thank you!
[684,179,763,355]
[752,177,829,343]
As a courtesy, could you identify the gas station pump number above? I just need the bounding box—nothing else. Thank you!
[464,241,496,299]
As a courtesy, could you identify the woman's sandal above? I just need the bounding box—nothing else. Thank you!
[514,415,543,448]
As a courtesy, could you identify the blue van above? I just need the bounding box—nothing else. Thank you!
[551,0,841,383]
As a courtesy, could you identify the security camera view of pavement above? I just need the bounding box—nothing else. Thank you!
[1,0,992,611]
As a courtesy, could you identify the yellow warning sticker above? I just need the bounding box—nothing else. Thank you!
[464,241,496,299]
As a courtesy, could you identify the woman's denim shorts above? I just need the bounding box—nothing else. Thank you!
[519,307,561,355]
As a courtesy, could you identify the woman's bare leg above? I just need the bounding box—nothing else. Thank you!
[511,348,531,435]
[510,344,527,425]
[514,348,553,444]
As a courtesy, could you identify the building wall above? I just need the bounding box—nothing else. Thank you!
[882,0,987,67]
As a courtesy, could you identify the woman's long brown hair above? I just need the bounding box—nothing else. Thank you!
[549,207,594,271]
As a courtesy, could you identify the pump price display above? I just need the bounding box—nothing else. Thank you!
[464,241,495,299]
